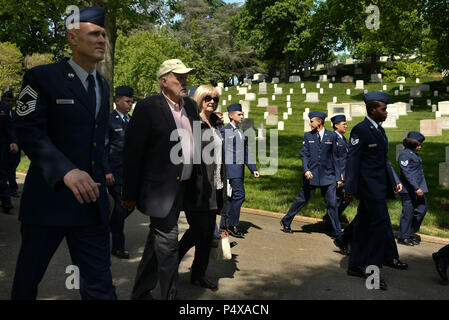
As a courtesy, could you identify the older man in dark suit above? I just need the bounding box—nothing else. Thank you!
[122,59,198,300]
[11,7,116,300]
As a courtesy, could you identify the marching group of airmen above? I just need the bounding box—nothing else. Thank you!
[2,6,449,299]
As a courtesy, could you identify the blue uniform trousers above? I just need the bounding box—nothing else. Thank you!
[398,193,427,240]
[108,184,130,250]
[336,186,350,218]
[282,179,343,240]
[220,178,244,228]
[438,244,449,264]
[0,144,11,206]
[11,223,116,300]
[348,199,399,269]
[7,150,20,193]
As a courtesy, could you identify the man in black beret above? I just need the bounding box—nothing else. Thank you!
[11,7,116,299]
[104,86,134,259]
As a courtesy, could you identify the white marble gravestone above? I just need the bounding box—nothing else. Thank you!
[305,92,319,103]
[253,73,265,82]
[382,115,397,128]
[272,77,279,84]
[274,87,283,95]
[440,162,449,187]
[329,83,333,89]
[258,82,267,94]
[355,80,364,90]
[387,104,399,119]
[257,97,268,107]
[278,121,284,130]
[266,114,278,126]
[245,93,256,101]
[395,102,408,116]
[370,74,382,83]
[350,103,367,117]
[238,87,248,95]
[410,87,421,98]
[396,76,406,83]
[289,75,301,83]
[420,119,442,136]
[438,101,449,116]
[327,103,352,121]
[319,74,328,82]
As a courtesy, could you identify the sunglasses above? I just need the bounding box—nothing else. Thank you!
[204,95,219,103]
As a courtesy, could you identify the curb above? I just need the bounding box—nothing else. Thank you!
[241,207,449,246]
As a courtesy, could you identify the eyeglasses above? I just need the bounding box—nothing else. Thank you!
[204,95,219,103]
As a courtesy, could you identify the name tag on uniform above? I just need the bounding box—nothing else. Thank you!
[114,128,123,132]
[308,140,315,143]
[368,144,377,148]
[325,141,332,144]
[56,99,74,104]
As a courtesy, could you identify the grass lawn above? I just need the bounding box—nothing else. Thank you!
[16,67,449,238]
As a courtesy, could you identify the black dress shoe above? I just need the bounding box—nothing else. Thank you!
[280,220,292,233]
[230,241,238,248]
[432,252,448,281]
[191,276,218,291]
[2,204,13,214]
[111,248,130,259]
[385,258,408,270]
[398,238,414,246]
[410,234,420,245]
[333,238,349,255]
[347,266,367,278]
[228,226,244,238]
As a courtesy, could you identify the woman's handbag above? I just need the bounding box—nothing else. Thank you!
[210,230,232,260]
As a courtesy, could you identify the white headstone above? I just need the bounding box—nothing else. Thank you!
[427,99,432,107]
[283,112,288,120]
[258,97,269,107]
[278,121,284,130]
[223,112,229,124]
[272,77,279,84]
[327,103,352,121]
[272,95,276,101]
[222,100,227,106]
[341,75,354,83]
[333,96,337,103]
[238,87,248,95]
[320,88,324,94]
[217,82,224,88]
[394,90,399,96]
[416,78,420,83]
[410,87,421,98]
[287,95,291,102]
[241,100,251,113]
[245,93,256,101]
[370,74,382,83]
[350,103,367,117]
[300,83,305,88]
[289,75,301,83]
[319,74,328,82]
[304,119,311,132]
[434,90,439,97]
[396,144,405,161]
[396,76,406,83]
[436,111,441,118]
[382,115,397,128]
[225,87,229,92]
[409,99,414,106]
[290,88,294,94]
[274,87,283,95]
[395,102,408,116]
[399,85,404,91]
[346,89,351,95]
[329,83,333,89]
[332,77,336,82]
[287,108,292,115]
[364,89,368,94]
[420,119,442,136]
[228,94,232,101]
[387,104,399,119]
[439,163,449,187]
[248,85,252,90]
[266,114,278,126]
[355,80,364,90]
[287,101,291,108]
[305,92,319,103]
[253,73,265,82]
[259,82,267,94]
[302,88,307,94]
[316,83,321,89]
[382,85,387,91]
[438,101,449,115]
[264,112,268,119]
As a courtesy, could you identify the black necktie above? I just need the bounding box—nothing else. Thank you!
[87,74,96,115]
[378,125,387,142]
[123,115,129,129]
[317,132,321,142]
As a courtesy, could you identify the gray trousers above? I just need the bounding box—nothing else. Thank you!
[131,184,185,300]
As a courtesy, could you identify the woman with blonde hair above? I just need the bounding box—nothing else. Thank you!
[180,84,227,290]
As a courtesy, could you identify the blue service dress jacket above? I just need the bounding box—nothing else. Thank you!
[0,101,14,146]
[344,117,398,201]
[13,59,111,227]
[220,123,257,179]
[335,133,348,180]
[301,129,341,186]
[104,110,129,185]
[398,148,428,195]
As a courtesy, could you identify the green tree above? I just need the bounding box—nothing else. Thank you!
[0,42,23,93]
[24,53,55,70]
[318,0,425,73]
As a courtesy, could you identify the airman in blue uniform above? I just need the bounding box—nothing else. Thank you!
[11,7,116,300]
[0,92,14,213]
[220,103,259,238]
[344,92,407,290]
[104,86,133,259]
[2,90,21,198]
[280,111,343,241]
[397,131,428,246]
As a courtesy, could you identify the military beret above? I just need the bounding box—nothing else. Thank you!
[115,86,133,97]
[1,89,13,99]
[308,111,326,120]
[331,114,346,124]
[363,91,390,104]
[67,6,105,28]
[189,86,198,97]
[407,131,425,143]
[227,103,242,112]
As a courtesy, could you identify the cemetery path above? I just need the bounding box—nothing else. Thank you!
[1,174,449,300]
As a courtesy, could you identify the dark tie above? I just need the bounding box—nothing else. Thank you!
[317,132,321,142]
[87,74,96,115]
[123,115,129,129]
[378,125,387,142]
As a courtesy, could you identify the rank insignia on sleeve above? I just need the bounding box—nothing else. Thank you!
[16,85,38,116]
[350,137,359,145]
[401,160,409,167]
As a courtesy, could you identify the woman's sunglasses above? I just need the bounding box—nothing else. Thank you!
[204,95,219,103]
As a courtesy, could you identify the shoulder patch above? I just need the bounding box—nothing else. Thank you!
[401,160,409,167]
[350,137,359,145]
[16,85,38,116]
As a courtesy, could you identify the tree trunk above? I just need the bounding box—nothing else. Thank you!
[370,53,378,74]
[285,55,290,78]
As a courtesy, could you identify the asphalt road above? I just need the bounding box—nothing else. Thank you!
[1,176,448,300]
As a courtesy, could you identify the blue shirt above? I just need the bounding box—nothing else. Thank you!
[68,58,101,118]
